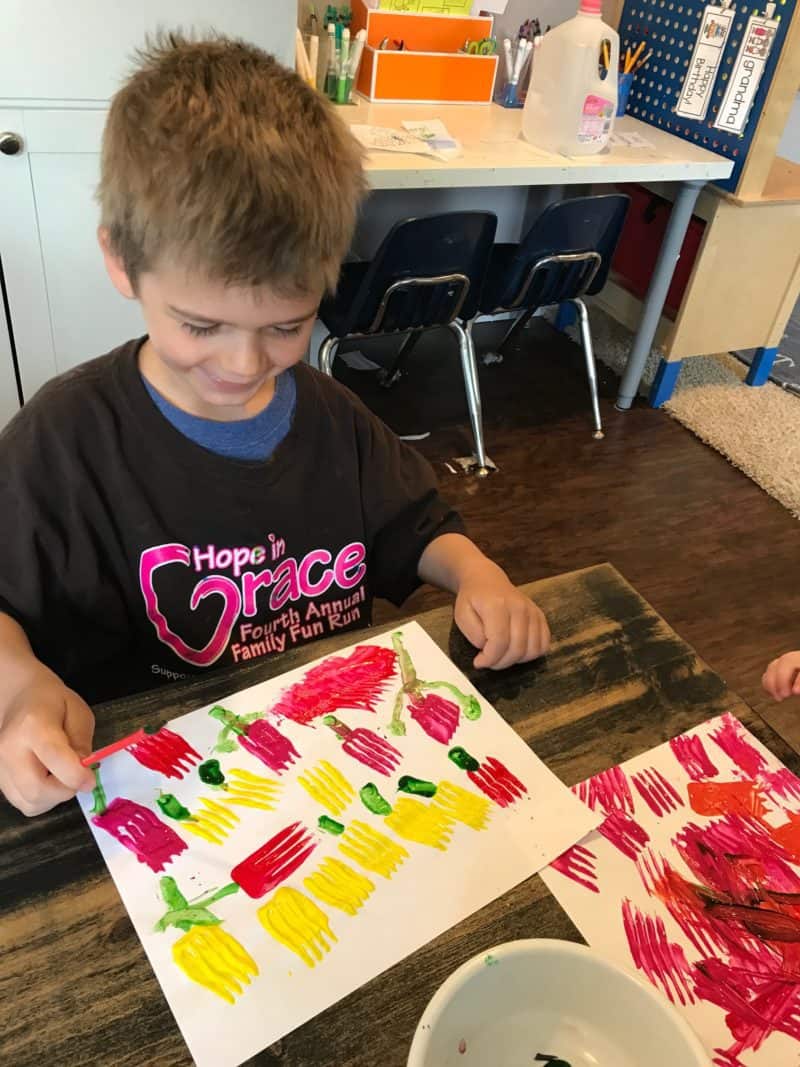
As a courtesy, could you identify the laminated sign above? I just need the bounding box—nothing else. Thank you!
[675,3,735,120]
[713,12,779,133]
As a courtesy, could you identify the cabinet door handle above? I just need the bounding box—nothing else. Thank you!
[0,132,23,156]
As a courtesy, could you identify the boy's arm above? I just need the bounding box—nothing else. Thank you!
[419,533,550,670]
[0,613,95,816]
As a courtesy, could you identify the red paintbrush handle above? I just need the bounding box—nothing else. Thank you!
[80,728,148,767]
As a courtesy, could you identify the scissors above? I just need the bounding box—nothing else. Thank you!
[464,37,497,55]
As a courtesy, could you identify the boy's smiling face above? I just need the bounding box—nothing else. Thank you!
[100,231,322,421]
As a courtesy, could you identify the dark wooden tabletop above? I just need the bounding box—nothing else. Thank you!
[3,563,798,1067]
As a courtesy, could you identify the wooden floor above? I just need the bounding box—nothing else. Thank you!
[335,317,800,753]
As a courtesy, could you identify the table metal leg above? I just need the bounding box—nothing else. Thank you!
[615,178,705,411]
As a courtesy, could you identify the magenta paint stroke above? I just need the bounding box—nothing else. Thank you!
[573,765,634,816]
[709,713,769,778]
[621,898,696,1006]
[128,727,202,779]
[763,767,800,808]
[550,843,599,893]
[92,797,188,872]
[324,715,402,776]
[596,809,650,860]
[631,766,684,817]
[669,733,719,781]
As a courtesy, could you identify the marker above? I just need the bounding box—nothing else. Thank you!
[336,27,350,104]
[502,36,513,81]
[346,28,367,99]
[325,22,337,98]
[80,726,160,767]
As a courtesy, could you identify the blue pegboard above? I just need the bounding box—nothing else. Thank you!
[617,0,796,191]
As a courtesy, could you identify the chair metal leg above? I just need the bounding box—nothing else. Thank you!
[572,299,604,440]
[450,319,490,475]
[480,308,535,365]
[378,329,423,388]
[318,335,339,377]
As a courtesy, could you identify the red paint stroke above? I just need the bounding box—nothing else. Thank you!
[632,766,684,817]
[670,733,719,781]
[636,812,800,1063]
[468,757,527,808]
[92,798,188,872]
[230,821,316,899]
[770,814,800,863]
[597,809,650,860]
[621,898,696,1006]
[688,780,769,821]
[324,715,402,776]
[573,765,634,816]
[710,714,769,778]
[239,718,300,774]
[550,843,599,893]
[408,692,459,745]
[128,727,201,779]
[270,644,397,725]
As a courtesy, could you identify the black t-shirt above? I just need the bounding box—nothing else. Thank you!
[0,339,463,703]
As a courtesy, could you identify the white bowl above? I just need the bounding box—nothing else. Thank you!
[407,939,709,1067]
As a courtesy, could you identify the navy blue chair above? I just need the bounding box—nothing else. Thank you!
[318,211,498,473]
[477,194,630,439]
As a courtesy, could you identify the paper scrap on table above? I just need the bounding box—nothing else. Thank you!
[79,622,598,1067]
[542,713,800,1067]
[402,119,463,160]
[379,0,475,12]
[349,124,440,159]
[609,130,654,149]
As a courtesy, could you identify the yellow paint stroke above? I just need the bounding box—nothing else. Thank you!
[434,780,491,831]
[385,796,454,850]
[183,797,240,845]
[338,819,409,878]
[257,887,337,968]
[172,925,258,1004]
[304,857,375,916]
[222,768,281,810]
[297,759,355,816]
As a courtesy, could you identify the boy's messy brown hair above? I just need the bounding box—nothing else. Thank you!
[98,32,366,294]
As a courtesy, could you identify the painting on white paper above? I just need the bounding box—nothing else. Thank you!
[79,622,598,1067]
[542,713,800,1067]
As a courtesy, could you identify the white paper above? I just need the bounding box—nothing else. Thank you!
[80,622,598,1067]
[676,4,736,121]
[349,124,439,158]
[713,14,779,134]
[402,119,463,159]
[609,130,655,149]
[543,713,800,1066]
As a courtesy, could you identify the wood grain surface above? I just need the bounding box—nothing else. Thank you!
[2,563,798,1067]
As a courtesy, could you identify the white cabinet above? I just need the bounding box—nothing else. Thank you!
[0,2,297,419]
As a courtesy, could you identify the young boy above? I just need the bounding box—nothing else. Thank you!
[0,35,549,818]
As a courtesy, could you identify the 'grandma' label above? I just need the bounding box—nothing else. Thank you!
[713,13,778,134]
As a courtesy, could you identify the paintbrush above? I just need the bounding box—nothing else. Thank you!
[81,723,164,767]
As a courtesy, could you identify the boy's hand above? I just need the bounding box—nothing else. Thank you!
[455,564,550,669]
[762,651,800,702]
[0,664,96,817]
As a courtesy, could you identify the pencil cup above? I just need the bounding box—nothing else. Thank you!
[617,72,633,117]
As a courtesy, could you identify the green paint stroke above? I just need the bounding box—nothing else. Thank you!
[90,764,107,816]
[398,775,437,798]
[157,792,194,821]
[426,681,482,721]
[449,746,480,772]
[198,758,226,787]
[484,954,500,967]
[359,783,392,816]
[318,814,346,836]
[154,876,239,934]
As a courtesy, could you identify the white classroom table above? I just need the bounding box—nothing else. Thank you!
[341,100,734,410]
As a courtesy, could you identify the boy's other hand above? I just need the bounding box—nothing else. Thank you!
[762,651,800,702]
[455,562,550,670]
[0,666,96,816]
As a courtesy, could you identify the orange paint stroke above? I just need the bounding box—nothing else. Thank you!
[434,780,491,830]
[338,819,409,877]
[257,886,337,968]
[771,815,800,863]
[385,796,454,850]
[688,780,769,821]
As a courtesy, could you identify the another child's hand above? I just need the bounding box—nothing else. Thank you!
[0,663,96,816]
[454,561,550,670]
[762,651,800,702]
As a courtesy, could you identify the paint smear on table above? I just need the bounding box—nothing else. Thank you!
[543,713,800,1067]
[78,622,598,1067]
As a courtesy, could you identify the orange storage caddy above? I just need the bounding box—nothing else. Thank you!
[350,0,498,104]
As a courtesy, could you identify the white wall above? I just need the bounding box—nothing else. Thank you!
[778,93,800,165]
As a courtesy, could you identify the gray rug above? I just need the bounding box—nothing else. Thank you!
[735,296,800,395]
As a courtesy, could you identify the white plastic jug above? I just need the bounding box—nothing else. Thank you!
[522,0,619,156]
